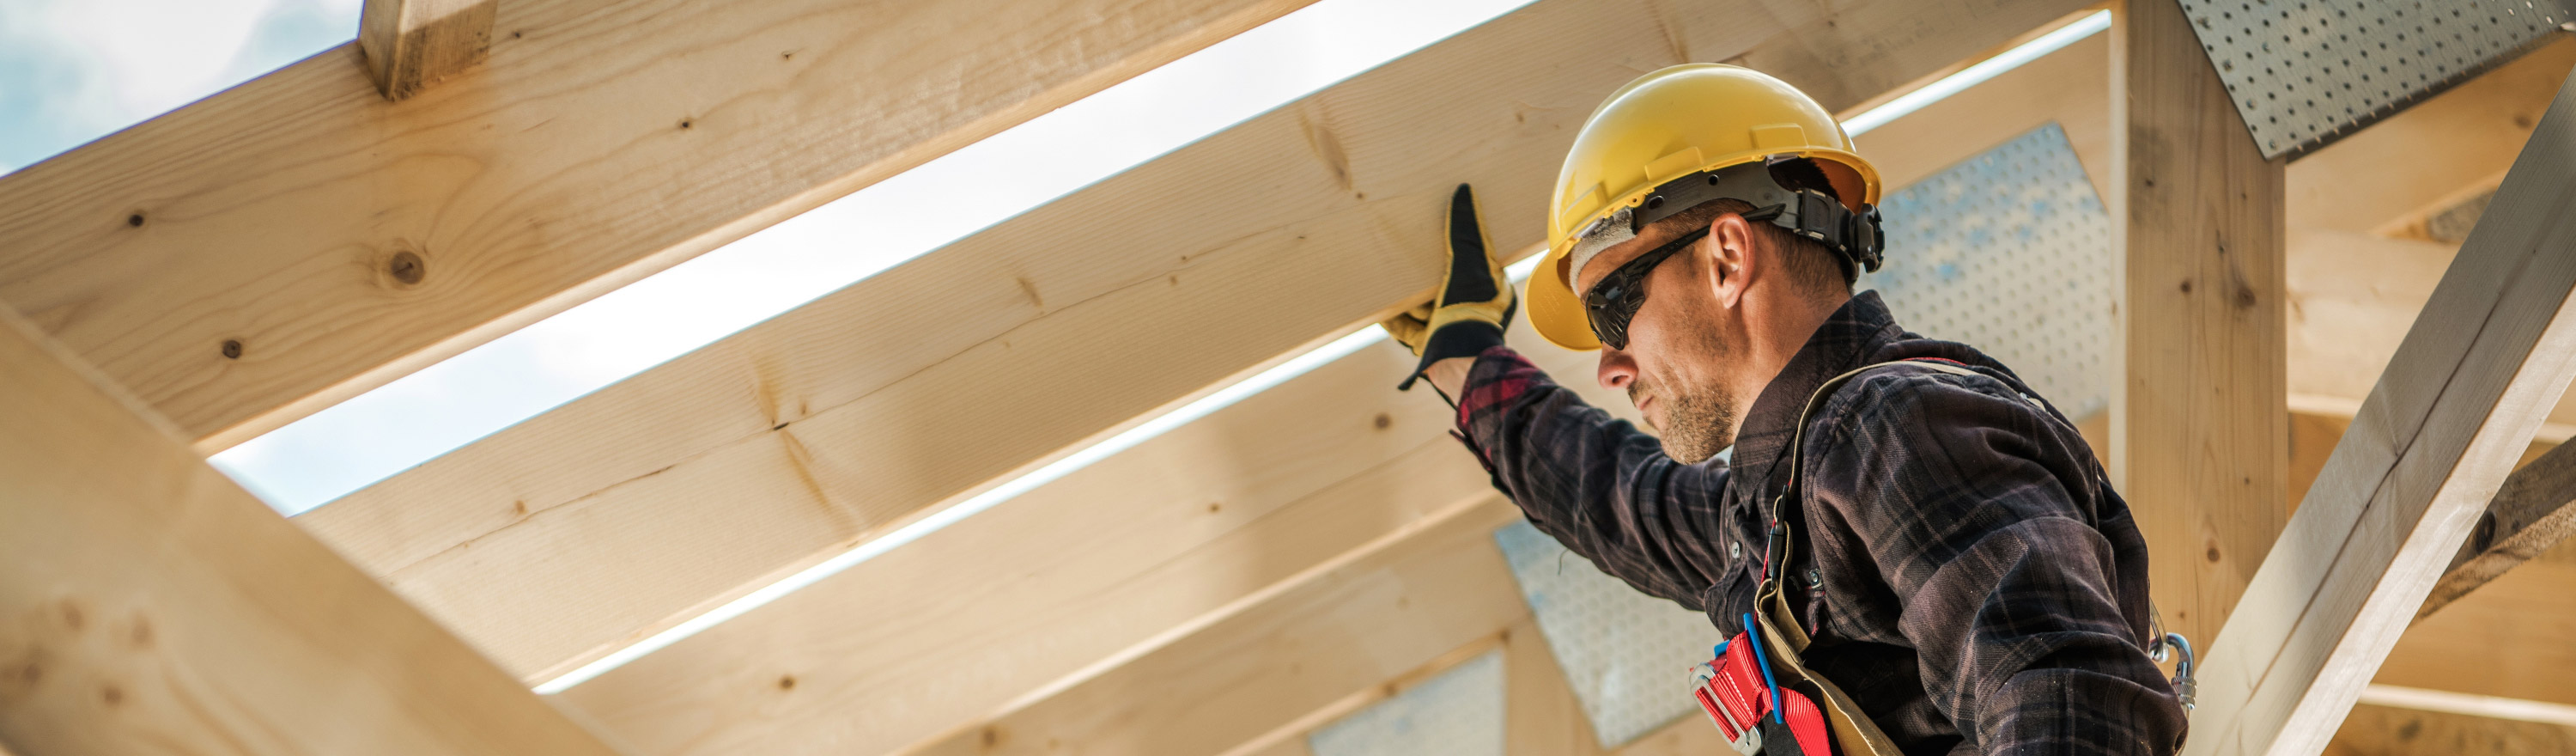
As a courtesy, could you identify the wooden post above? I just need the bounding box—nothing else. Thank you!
[2110,0,2290,646]
[357,0,497,100]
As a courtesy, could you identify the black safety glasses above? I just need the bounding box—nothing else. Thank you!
[1581,226,1710,350]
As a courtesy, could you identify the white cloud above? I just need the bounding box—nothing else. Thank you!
[0,0,357,170]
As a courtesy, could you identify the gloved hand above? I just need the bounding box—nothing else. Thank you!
[1384,184,1515,390]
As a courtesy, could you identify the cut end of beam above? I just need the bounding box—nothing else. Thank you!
[359,0,497,101]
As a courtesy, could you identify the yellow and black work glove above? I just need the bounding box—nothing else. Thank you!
[1385,184,1515,391]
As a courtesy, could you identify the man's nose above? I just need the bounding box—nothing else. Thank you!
[1596,348,1637,392]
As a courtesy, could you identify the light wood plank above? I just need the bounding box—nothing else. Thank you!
[2419,439,2576,619]
[0,307,619,753]
[2289,39,2576,236]
[0,0,1321,449]
[299,0,2094,684]
[549,293,1626,754]
[898,497,1528,756]
[549,338,1522,753]
[2375,544,2576,708]
[2330,704,2576,756]
[358,0,495,100]
[2178,64,2576,756]
[1855,28,2112,201]
[1505,617,1606,756]
[2111,0,2290,645]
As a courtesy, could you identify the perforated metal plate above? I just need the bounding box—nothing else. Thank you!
[1493,521,1710,748]
[2178,0,2572,159]
[1863,123,2115,420]
[1309,649,1504,756]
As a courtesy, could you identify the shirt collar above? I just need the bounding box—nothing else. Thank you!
[1725,290,1907,488]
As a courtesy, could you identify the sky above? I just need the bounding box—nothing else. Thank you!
[0,0,361,174]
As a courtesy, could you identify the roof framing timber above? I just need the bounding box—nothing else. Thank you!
[901,497,1528,756]
[550,330,1548,754]
[0,0,1321,450]
[358,0,496,100]
[2181,64,2576,756]
[0,308,619,754]
[2111,0,2289,645]
[296,0,2101,685]
[2418,438,2576,620]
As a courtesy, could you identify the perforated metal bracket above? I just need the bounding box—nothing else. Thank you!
[2178,0,2573,160]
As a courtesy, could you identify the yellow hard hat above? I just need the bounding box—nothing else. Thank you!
[1528,64,1883,351]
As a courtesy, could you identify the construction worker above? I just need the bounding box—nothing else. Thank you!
[1384,64,2189,755]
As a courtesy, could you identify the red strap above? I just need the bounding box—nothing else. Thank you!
[1783,689,1835,756]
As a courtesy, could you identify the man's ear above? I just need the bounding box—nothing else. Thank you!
[1704,212,1756,308]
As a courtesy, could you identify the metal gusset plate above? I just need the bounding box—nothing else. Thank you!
[2178,0,2572,159]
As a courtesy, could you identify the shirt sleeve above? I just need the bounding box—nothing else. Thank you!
[1452,345,1734,608]
[1806,371,2187,756]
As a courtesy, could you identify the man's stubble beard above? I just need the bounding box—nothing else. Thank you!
[1635,322,1742,465]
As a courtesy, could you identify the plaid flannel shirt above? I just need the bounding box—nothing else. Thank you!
[1454,291,2186,756]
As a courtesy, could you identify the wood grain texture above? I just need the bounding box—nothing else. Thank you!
[2179,65,2576,756]
[897,497,1528,756]
[2418,439,2576,619]
[0,308,620,754]
[1505,616,1607,756]
[2283,38,2576,431]
[0,0,1319,450]
[2330,704,2576,756]
[2288,39,2575,237]
[298,0,2093,685]
[1855,29,2112,200]
[2376,543,2576,707]
[2111,0,2289,646]
[549,302,1626,754]
[358,0,495,100]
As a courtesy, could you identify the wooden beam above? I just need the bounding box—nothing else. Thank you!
[0,309,618,753]
[2111,0,2290,645]
[2284,40,2576,434]
[2287,408,2571,622]
[547,332,1538,754]
[2330,703,2576,755]
[2178,65,2576,756]
[2287,38,2575,236]
[358,0,496,100]
[0,0,1321,449]
[2374,543,2576,708]
[1854,27,2113,200]
[2419,439,2576,619]
[897,497,1527,756]
[297,0,2095,684]
[1504,617,1605,756]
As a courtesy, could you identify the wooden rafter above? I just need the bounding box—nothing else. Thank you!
[2374,543,2576,710]
[550,332,1540,754]
[0,309,618,754]
[897,497,1527,756]
[296,0,2099,686]
[2181,65,2576,756]
[0,0,1321,450]
[2418,439,2576,620]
